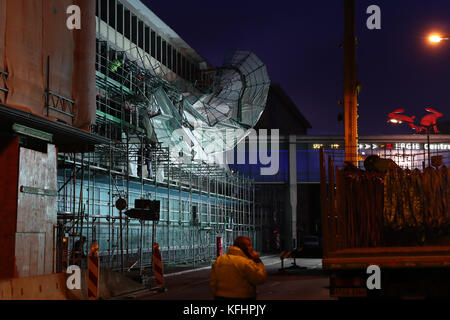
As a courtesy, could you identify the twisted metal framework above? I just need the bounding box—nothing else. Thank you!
[56,38,267,275]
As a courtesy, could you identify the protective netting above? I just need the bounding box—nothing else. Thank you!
[44,0,74,125]
[0,0,96,129]
[72,0,96,129]
[4,0,45,115]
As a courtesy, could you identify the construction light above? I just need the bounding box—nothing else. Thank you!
[388,119,402,124]
[90,243,99,256]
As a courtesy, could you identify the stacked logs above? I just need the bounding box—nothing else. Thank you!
[384,165,450,234]
[335,168,385,248]
[324,153,450,249]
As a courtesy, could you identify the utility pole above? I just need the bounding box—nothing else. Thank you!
[343,0,358,166]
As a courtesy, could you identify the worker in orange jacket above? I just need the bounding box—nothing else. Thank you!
[210,236,266,300]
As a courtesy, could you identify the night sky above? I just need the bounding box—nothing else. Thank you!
[144,0,450,135]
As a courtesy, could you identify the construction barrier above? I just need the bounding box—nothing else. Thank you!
[152,243,165,289]
[216,237,223,257]
[87,242,99,300]
[279,248,305,271]
[280,250,293,259]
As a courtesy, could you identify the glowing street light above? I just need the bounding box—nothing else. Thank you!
[388,118,402,124]
[428,34,449,43]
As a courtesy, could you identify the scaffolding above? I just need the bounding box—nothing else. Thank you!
[55,37,264,277]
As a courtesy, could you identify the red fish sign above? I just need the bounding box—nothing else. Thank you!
[387,108,443,133]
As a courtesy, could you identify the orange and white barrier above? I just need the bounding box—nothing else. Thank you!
[280,250,292,259]
[216,237,223,257]
[152,243,165,288]
[87,242,99,300]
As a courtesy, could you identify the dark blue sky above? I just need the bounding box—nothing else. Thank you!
[145,0,450,135]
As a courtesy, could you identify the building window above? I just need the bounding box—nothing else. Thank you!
[144,26,150,54]
[156,36,161,62]
[172,48,177,73]
[167,45,172,70]
[162,40,167,66]
[190,61,194,81]
[124,9,130,39]
[181,56,186,77]
[138,20,144,49]
[131,14,137,44]
[177,52,182,75]
[108,0,116,28]
[151,31,156,58]
[100,0,107,23]
[186,61,190,80]
[195,66,200,81]
[116,3,123,33]
[191,63,196,82]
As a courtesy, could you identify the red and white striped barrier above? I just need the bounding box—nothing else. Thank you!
[216,237,223,257]
[152,243,165,289]
[87,243,99,300]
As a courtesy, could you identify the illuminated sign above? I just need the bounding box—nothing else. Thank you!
[394,143,421,150]
[425,144,450,150]
[358,144,380,150]
[395,143,450,150]
[311,142,450,151]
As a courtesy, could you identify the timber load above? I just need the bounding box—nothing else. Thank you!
[321,151,450,251]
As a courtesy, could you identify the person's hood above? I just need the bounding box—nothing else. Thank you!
[227,245,249,258]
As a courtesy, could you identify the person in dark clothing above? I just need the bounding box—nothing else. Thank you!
[137,143,153,178]
[71,236,87,267]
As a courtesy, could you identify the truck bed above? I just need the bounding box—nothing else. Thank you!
[323,246,450,269]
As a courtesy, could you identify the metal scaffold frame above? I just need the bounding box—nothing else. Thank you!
[55,37,261,276]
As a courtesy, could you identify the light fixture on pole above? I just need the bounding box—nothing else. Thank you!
[387,108,443,168]
[428,34,449,43]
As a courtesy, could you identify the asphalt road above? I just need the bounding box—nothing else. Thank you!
[122,255,335,300]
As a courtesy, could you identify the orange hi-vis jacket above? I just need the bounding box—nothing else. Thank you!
[210,246,267,298]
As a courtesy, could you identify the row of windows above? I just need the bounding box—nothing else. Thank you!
[96,0,200,82]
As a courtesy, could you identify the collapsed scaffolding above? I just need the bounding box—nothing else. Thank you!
[55,39,269,276]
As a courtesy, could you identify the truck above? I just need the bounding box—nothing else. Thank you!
[319,149,450,298]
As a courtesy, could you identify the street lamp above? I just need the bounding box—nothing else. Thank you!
[388,119,402,124]
[428,34,450,43]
